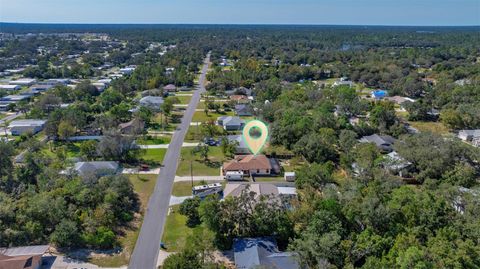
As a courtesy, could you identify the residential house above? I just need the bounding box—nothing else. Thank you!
[385,96,415,106]
[222,154,280,177]
[163,84,177,92]
[29,84,55,93]
[359,134,396,152]
[119,66,136,75]
[0,84,21,91]
[225,87,253,97]
[384,151,413,178]
[9,78,37,86]
[217,116,245,131]
[72,161,120,178]
[224,183,297,200]
[0,245,49,269]
[233,238,300,269]
[234,104,253,116]
[0,95,31,103]
[229,95,250,103]
[333,80,354,87]
[118,118,145,134]
[139,96,164,111]
[92,82,107,92]
[227,135,250,154]
[9,120,47,136]
[458,130,480,147]
[371,90,387,100]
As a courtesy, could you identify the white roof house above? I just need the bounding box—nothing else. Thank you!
[9,119,47,136]
[9,78,37,86]
[458,130,480,141]
[0,84,21,91]
[139,96,164,111]
[73,161,120,178]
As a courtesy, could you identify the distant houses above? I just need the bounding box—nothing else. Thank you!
[9,119,47,136]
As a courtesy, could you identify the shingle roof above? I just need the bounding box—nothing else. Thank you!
[74,161,119,177]
[233,238,299,269]
[223,155,272,171]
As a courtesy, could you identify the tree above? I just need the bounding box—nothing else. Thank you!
[179,197,202,227]
[162,248,202,269]
[0,141,15,178]
[80,140,98,161]
[57,120,76,141]
[293,128,338,163]
[221,137,238,158]
[193,143,210,162]
[50,219,80,248]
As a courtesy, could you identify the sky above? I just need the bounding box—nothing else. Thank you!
[0,0,479,26]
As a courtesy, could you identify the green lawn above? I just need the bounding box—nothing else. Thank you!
[184,125,225,142]
[176,95,192,104]
[162,205,194,252]
[89,174,158,267]
[137,135,171,145]
[177,146,227,176]
[192,110,234,123]
[197,100,227,109]
[142,148,167,165]
[408,121,451,135]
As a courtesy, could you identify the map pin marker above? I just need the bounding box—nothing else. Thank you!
[242,120,268,155]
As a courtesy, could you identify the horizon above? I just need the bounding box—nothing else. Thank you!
[1,0,479,26]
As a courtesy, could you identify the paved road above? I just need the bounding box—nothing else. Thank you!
[129,52,210,269]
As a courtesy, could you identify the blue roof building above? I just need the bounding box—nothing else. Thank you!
[233,237,300,269]
[371,90,387,100]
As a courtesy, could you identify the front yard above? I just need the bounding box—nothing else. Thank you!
[176,146,227,176]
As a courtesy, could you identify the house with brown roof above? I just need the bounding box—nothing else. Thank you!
[163,84,177,92]
[229,95,249,103]
[0,245,49,269]
[222,155,280,177]
[118,118,145,134]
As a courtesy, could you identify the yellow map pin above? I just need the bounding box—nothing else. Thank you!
[242,120,268,155]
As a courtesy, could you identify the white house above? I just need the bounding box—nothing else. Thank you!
[0,84,21,91]
[9,119,47,136]
[9,78,37,86]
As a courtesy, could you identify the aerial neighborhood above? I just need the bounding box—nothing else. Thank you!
[0,21,479,269]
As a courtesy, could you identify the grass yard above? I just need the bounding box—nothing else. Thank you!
[176,95,192,104]
[184,124,225,142]
[137,135,171,145]
[176,146,227,176]
[161,205,194,252]
[142,148,167,165]
[408,121,451,135]
[196,100,227,109]
[89,174,158,267]
[192,110,234,123]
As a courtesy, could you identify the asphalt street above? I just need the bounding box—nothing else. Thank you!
[128,52,210,269]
